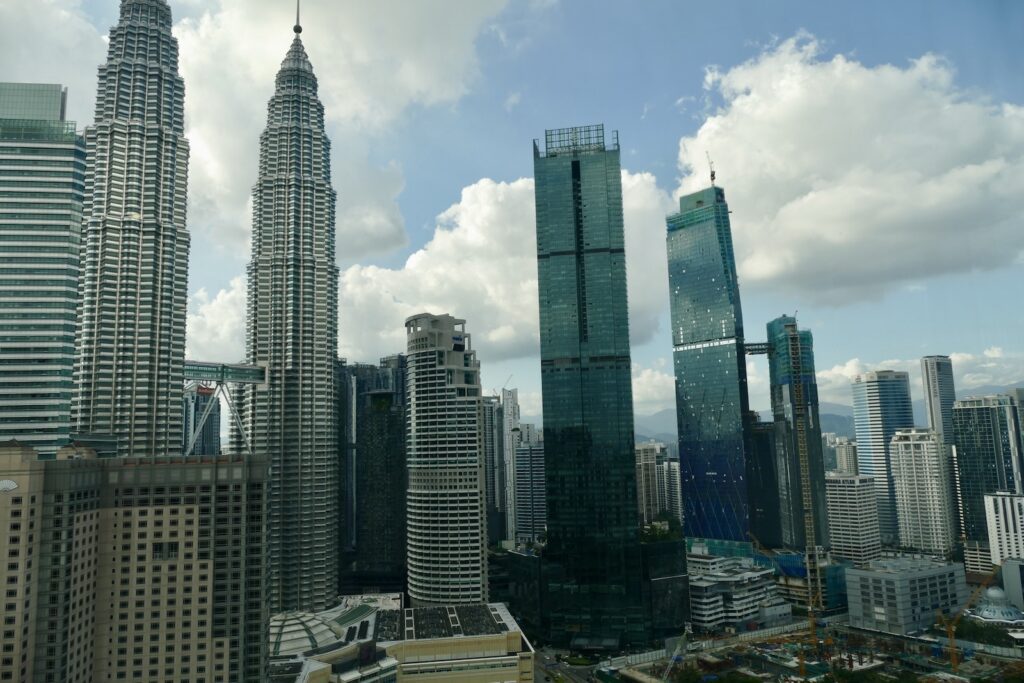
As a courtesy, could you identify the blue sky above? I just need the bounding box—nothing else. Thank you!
[3,0,1023,418]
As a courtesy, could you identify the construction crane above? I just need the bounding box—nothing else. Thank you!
[749,532,821,679]
[660,629,688,682]
[935,564,999,674]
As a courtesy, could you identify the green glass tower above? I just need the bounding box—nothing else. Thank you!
[0,84,84,455]
[533,125,648,647]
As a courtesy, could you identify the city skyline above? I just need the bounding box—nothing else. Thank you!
[3,1,1022,421]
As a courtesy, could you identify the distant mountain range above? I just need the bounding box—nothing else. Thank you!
[631,383,1024,444]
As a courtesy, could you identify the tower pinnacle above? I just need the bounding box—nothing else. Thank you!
[294,0,302,33]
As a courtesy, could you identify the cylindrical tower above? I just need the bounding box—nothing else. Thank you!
[405,313,488,605]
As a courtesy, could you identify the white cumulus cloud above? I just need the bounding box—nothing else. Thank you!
[338,170,673,365]
[173,0,508,260]
[677,33,1024,303]
[185,276,246,362]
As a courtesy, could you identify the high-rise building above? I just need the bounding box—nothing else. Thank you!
[0,442,268,682]
[834,438,859,475]
[952,394,1024,571]
[338,355,408,595]
[501,388,521,542]
[0,83,84,455]
[636,442,669,526]
[73,0,190,457]
[766,315,829,550]
[533,124,660,646]
[985,491,1024,567]
[825,474,881,566]
[922,355,956,443]
[235,19,339,613]
[890,429,957,555]
[851,370,915,545]
[482,395,506,541]
[515,439,546,545]
[660,458,685,528]
[182,384,221,455]
[405,313,488,605]
[667,183,751,542]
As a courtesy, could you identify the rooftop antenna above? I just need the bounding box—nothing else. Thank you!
[706,151,716,187]
[294,0,302,34]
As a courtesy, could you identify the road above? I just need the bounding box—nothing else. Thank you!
[536,651,595,683]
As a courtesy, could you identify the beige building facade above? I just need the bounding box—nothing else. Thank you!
[0,442,268,683]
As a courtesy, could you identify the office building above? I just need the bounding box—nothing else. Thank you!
[482,395,506,541]
[0,441,268,682]
[922,356,956,443]
[667,182,751,542]
[182,384,221,455]
[953,395,1024,572]
[268,594,535,683]
[514,437,546,545]
[73,0,190,457]
[766,315,829,551]
[851,370,915,546]
[0,83,84,455]
[686,548,791,634]
[890,429,957,555]
[532,124,656,647]
[985,492,1024,567]
[338,356,407,595]
[835,438,858,475]
[660,457,685,528]
[846,557,967,636]
[405,313,488,606]
[501,388,521,542]
[825,474,882,566]
[235,19,339,612]
[636,442,669,526]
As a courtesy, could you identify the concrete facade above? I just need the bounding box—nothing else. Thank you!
[846,557,967,636]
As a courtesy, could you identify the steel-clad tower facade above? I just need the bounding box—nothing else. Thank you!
[238,22,339,613]
[73,0,190,457]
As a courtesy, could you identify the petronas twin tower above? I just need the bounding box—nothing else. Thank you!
[74,0,339,613]
[236,22,340,613]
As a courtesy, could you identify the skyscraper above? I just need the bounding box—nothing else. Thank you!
[851,370,915,545]
[766,315,829,550]
[73,0,190,457]
[890,429,957,555]
[482,395,507,541]
[405,313,488,605]
[501,387,521,542]
[237,19,339,612]
[922,355,956,443]
[952,394,1024,569]
[834,438,859,475]
[533,124,652,647]
[338,355,407,595]
[515,437,546,545]
[181,384,221,455]
[667,183,751,542]
[0,83,84,455]
[636,442,669,526]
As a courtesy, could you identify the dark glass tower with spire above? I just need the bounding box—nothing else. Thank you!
[236,16,339,613]
[533,125,648,648]
[73,0,190,457]
[667,184,752,542]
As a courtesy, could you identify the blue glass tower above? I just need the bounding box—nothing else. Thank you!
[533,125,649,647]
[766,315,829,550]
[851,370,914,546]
[667,185,751,542]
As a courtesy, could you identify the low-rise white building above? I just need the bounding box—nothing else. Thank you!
[847,557,967,636]
[687,548,791,634]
